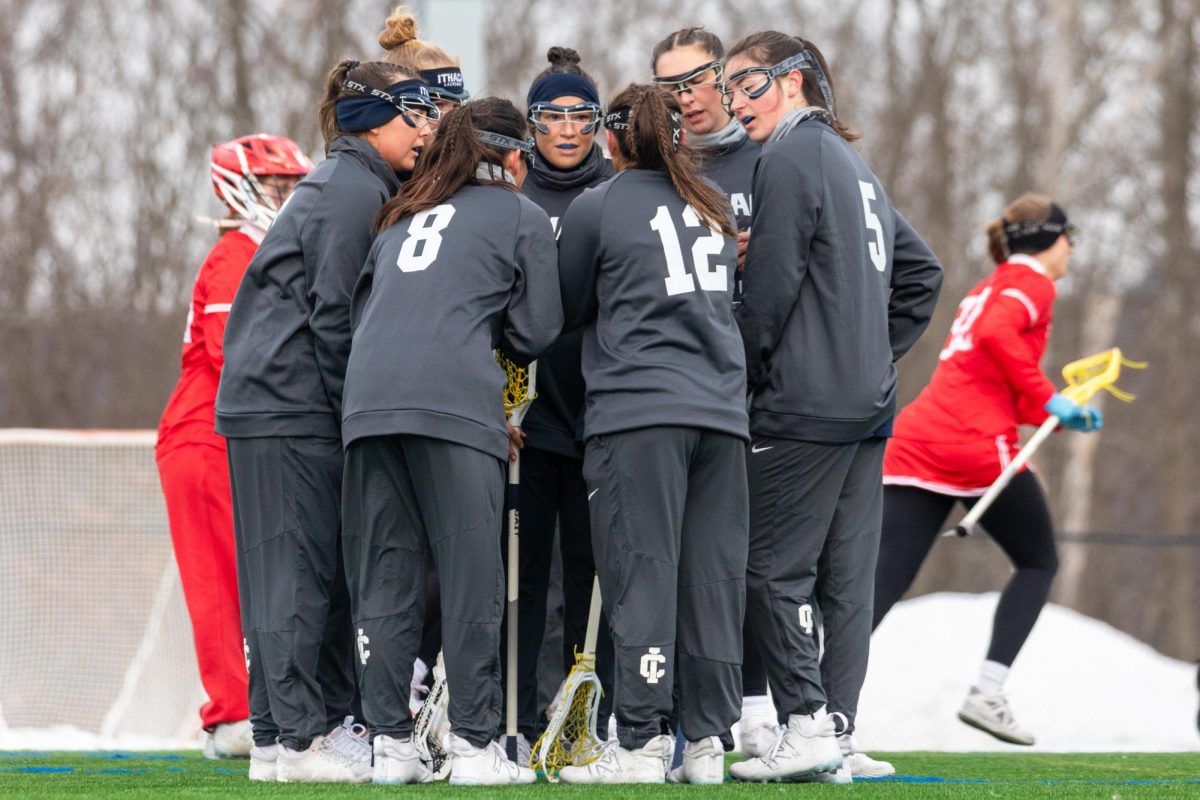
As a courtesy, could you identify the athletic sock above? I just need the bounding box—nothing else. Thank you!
[973,659,1010,696]
[741,694,774,720]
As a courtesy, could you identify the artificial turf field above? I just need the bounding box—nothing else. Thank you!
[1,752,1197,798]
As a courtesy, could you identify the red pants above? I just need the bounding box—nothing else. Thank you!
[157,438,249,729]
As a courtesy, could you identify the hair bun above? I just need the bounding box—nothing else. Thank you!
[546,46,581,67]
[379,6,419,50]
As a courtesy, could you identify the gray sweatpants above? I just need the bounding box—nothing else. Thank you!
[342,435,506,748]
[584,426,748,749]
[745,436,884,732]
[226,436,357,749]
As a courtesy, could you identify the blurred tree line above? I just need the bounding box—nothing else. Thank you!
[0,0,1195,660]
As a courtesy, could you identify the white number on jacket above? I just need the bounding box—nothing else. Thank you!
[939,286,992,361]
[396,204,456,272]
[650,205,728,296]
[858,181,887,272]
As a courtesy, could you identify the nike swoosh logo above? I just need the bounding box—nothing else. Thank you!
[588,489,599,501]
[751,445,773,454]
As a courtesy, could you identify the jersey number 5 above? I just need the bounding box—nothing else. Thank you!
[396,204,456,272]
[651,205,728,296]
[858,181,887,273]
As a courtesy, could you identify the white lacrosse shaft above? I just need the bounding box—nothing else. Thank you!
[944,415,1059,538]
[505,450,521,759]
[583,574,602,656]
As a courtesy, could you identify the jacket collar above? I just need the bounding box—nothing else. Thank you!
[329,135,403,193]
[1007,253,1049,277]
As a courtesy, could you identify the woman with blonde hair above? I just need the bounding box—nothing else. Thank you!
[379,6,470,113]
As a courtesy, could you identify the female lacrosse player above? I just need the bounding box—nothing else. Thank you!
[555,84,748,785]
[874,195,1100,746]
[511,45,615,759]
[340,98,562,786]
[156,133,310,762]
[651,26,769,752]
[215,59,437,784]
[379,6,471,115]
[723,32,943,783]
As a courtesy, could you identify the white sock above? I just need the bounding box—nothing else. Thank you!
[974,659,1009,696]
[741,694,774,720]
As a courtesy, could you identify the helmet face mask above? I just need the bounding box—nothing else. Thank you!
[211,134,313,230]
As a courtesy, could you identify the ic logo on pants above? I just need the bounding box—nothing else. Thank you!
[357,628,371,666]
[799,604,814,636]
[640,647,667,684]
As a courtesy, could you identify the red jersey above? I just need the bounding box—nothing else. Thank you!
[157,227,262,455]
[884,255,1058,495]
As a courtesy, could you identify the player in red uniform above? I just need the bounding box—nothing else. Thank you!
[156,134,312,759]
[871,194,1101,746]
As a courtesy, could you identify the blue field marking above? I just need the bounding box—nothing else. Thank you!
[0,766,74,773]
[82,752,184,760]
[0,752,50,758]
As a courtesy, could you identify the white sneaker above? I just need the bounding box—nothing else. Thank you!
[276,733,372,783]
[248,744,278,781]
[739,718,780,759]
[728,708,843,782]
[958,689,1035,745]
[559,734,671,784]
[840,734,894,778]
[500,733,532,766]
[447,734,536,785]
[373,735,433,784]
[667,735,724,784]
[204,719,252,759]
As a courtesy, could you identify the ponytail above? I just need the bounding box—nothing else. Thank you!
[318,58,417,153]
[376,97,527,229]
[607,84,735,238]
[987,193,1055,264]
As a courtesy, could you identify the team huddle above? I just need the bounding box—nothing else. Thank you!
[154,6,1104,787]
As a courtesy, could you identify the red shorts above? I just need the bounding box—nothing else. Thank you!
[882,432,1025,496]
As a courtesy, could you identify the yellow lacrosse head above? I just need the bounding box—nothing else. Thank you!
[1059,348,1146,404]
[531,652,604,782]
[495,351,538,426]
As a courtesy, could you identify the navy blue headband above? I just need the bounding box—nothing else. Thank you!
[336,79,434,132]
[421,67,469,101]
[526,72,599,107]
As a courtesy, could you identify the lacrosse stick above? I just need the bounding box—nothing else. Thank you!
[413,651,451,779]
[498,353,538,763]
[944,348,1145,538]
[532,574,605,782]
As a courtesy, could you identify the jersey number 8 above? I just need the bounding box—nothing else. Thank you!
[651,205,728,296]
[396,204,457,272]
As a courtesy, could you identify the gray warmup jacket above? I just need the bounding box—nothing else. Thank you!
[341,183,564,462]
[558,169,748,442]
[736,117,942,444]
[699,131,759,232]
[216,136,401,439]
[519,146,614,458]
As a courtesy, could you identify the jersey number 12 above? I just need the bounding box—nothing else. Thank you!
[650,205,728,296]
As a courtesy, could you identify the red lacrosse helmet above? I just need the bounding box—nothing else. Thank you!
[211,134,313,230]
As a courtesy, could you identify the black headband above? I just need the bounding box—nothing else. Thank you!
[421,67,469,101]
[1004,203,1075,253]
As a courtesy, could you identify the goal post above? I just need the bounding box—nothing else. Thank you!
[0,429,205,748]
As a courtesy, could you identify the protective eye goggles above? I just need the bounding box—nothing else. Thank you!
[652,60,724,96]
[342,79,441,129]
[719,51,834,113]
[528,102,602,135]
[478,130,536,169]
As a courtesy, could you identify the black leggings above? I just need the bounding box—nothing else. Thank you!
[872,470,1058,666]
